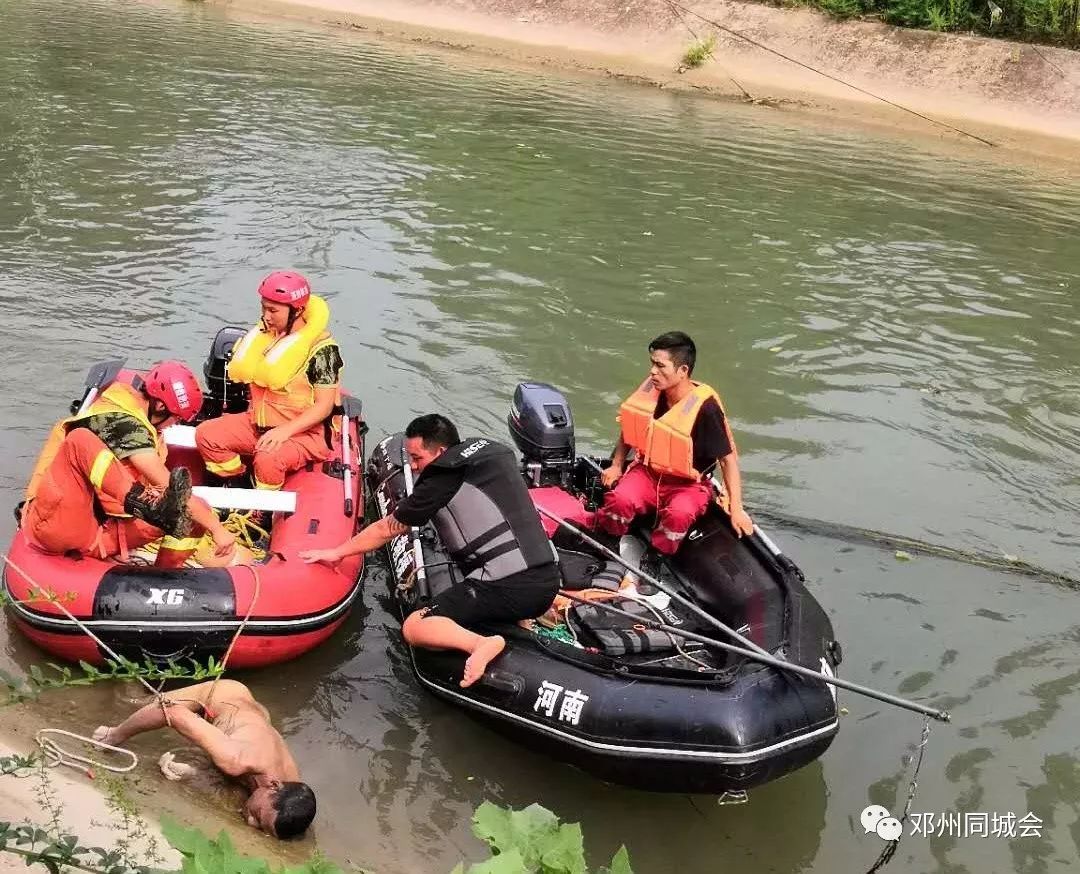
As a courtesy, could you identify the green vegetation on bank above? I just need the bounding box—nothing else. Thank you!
[0,752,635,874]
[0,656,636,874]
[1,747,635,874]
[681,34,718,68]
[789,0,1079,44]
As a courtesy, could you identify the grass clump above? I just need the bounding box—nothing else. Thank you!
[680,34,717,69]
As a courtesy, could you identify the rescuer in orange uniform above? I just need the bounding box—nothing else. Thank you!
[194,271,343,491]
[22,362,235,567]
[594,331,754,554]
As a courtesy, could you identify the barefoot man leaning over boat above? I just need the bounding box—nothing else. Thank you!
[93,679,315,839]
[300,414,560,687]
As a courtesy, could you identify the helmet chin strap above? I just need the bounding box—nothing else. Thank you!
[147,400,170,427]
[284,305,304,335]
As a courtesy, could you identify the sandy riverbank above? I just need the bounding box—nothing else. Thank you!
[198,0,1080,161]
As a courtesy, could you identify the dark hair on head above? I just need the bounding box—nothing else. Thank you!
[649,331,697,376]
[405,414,461,450]
[272,782,316,839]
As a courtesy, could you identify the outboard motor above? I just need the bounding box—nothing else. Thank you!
[508,382,575,487]
[201,327,250,420]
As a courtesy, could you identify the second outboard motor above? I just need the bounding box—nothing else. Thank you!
[508,382,575,487]
[201,327,250,420]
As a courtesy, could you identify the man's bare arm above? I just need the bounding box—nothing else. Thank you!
[299,515,409,564]
[94,695,203,745]
[162,707,248,777]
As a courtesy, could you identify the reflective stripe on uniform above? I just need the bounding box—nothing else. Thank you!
[160,535,203,552]
[206,455,244,475]
[88,449,115,490]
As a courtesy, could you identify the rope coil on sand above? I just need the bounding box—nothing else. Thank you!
[35,728,138,776]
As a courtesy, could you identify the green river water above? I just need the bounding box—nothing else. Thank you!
[2,0,1080,871]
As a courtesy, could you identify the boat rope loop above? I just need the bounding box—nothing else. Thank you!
[222,511,269,560]
[1,552,170,704]
[2,550,262,762]
[202,564,262,714]
[865,715,934,873]
[35,728,137,778]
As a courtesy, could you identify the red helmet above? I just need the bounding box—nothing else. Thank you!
[257,271,311,308]
[144,360,204,422]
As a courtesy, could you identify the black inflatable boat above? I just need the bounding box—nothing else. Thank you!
[366,383,841,793]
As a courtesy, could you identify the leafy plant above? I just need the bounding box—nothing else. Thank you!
[0,751,164,874]
[451,802,633,874]
[785,0,1079,42]
[163,820,342,874]
[818,0,869,18]
[680,34,717,69]
[927,3,951,26]
[0,656,222,705]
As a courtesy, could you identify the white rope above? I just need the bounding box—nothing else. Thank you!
[35,729,138,776]
[2,552,162,699]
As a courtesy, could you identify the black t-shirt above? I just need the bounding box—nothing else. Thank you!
[393,467,465,526]
[652,395,733,476]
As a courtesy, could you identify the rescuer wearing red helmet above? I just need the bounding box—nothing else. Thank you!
[194,271,344,491]
[22,361,236,567]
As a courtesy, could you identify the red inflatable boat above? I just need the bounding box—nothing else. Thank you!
[3,329,365,668]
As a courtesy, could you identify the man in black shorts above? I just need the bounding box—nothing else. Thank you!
[300,414,559,687]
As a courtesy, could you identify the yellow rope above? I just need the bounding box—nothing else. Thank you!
[221,511,268,559]
[127,510,268,567]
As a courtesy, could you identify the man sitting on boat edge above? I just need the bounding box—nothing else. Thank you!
[595,331,753,552]
[21,361,235,567]
[194,270,344,494]
[299,414,561,688]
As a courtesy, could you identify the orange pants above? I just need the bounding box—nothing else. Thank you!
[194,412,331,490]
[23,429,202,568]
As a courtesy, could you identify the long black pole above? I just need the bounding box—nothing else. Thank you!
[560,592,950,723]
[536,505,773,658]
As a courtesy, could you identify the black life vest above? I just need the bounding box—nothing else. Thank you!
[425,437,554,582]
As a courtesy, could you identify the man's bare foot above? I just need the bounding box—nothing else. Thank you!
[461,635,506,688]
[92,725,114,744]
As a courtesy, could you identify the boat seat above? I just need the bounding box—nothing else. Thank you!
[162,424,198,448]
[191,486,296,514]
[162,426,297,513]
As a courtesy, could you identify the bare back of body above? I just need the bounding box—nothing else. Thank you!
[93,679,313,837]
[167,680,300,783]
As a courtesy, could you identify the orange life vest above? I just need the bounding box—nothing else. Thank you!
[247,334,340,429]
[617,379,732,481]
[24,374,166,501]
